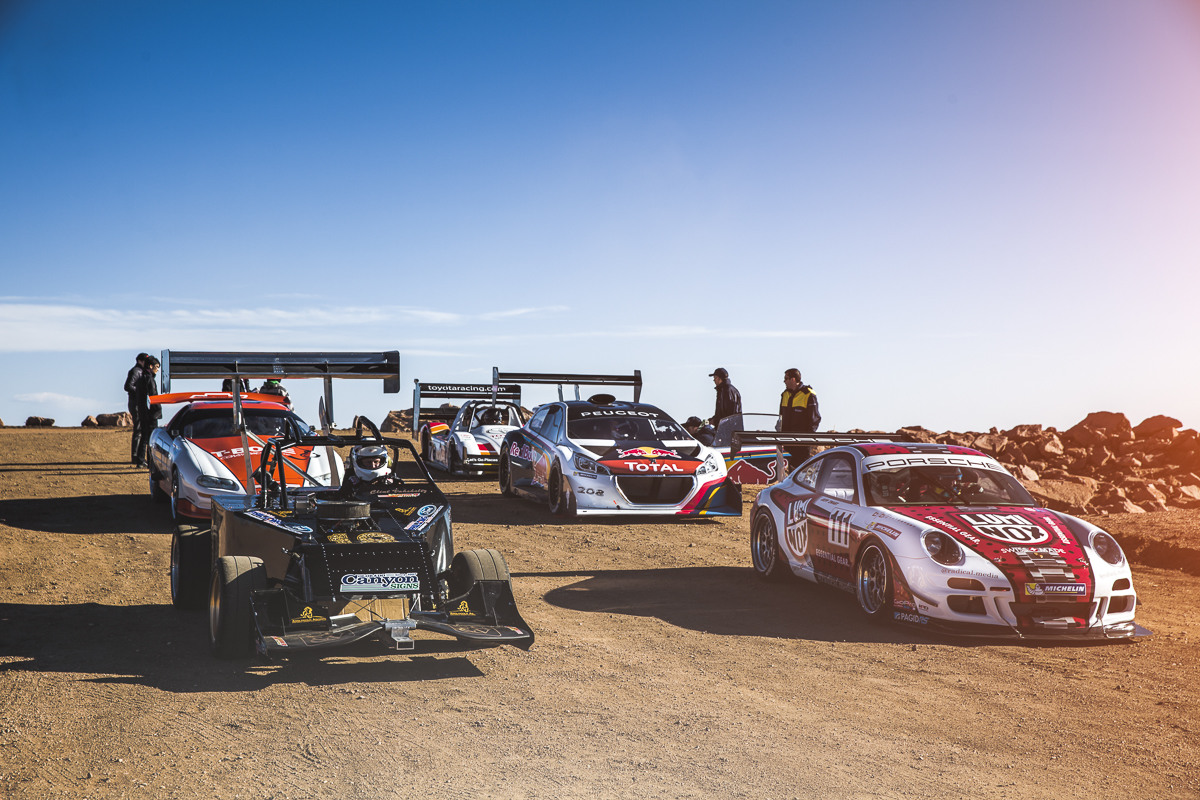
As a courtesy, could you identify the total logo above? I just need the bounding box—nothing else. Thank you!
[621,461,687,473]
[617,446,679,459]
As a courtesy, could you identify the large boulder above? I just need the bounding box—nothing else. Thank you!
[96,412,133,427]
[25,417,54,427]
[81,415,99,427]
[380,409,413,433]
[1134,415,1181,439]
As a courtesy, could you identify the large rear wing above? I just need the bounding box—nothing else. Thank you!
[492,368,642,403]
[160,350,400,495]
[730,431,910,456]
[411,382,522,432]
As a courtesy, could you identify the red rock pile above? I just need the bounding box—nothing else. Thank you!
[895,411,1200,516]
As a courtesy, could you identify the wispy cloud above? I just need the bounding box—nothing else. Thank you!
[478,305,569,321]
[13,392,98,410]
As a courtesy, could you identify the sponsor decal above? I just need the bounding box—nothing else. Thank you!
[814,548,851,568]
[511,442,537,461]
[417,504,438,517]
[243,509,313,534]
[405,518,432,531]
[291,607,327,624]
[270,636,288,646]
[617,446,680,459]
[578,409,659,418]
[894,611,930,625]
[326,533,351,544]
[450,600,473,616]
[340,573,420,592]
[867,521,903,539]
[356,532,396,544]
[960,513,1051,545]
[1025,583,1087,597]
[377,493,421,499]
[862,454,1005,473]
[785,499,810,558]
[619,461,686,473]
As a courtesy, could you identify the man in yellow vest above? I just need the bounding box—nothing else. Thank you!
[778,368,820,466]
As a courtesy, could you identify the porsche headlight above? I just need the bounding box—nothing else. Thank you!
[696,452,721,475]
[574,452,610,476]
[923,530,963,566]
[1090,530,1125,565]
[197,474,239,491]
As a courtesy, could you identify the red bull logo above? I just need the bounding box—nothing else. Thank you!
[617,446,679,459]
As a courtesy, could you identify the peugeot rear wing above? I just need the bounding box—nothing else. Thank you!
[492,368,642,403]
[412,381,522,432]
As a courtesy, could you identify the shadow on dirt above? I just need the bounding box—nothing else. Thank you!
[0,494,173,535]
[533,565,1119,648]
[0,602,489,691]
[444,489,728,527]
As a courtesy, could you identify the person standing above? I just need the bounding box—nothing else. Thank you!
[134,356,163,468]
[258,378,291,405]
[125,353,148,465]
[778,368,820,465]
[708,367,742,427]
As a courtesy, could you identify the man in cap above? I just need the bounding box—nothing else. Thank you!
[125,353,148,465]
[709,367,742,428]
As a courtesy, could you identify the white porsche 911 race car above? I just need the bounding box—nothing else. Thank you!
[741,433,1147,640]
[499,393,741,517]
[413,382,528,476]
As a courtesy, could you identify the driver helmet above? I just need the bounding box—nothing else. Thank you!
[612,419,637,440]
[350,444,390,482]
[480,407,502,425]
[930,466,964,496]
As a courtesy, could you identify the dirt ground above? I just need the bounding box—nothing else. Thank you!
[1,427,1197,800]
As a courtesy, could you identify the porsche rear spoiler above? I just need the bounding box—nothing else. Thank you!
[730,431,910,456]
[411,381,522,432]
[492,368,642,403]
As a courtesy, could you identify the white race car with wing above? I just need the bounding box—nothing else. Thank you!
[413,382,527,476]
[741,432,1148,640]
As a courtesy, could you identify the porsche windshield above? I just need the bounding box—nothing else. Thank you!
[862,464,1036,507]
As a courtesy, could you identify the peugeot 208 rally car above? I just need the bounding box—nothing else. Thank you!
[499,394,741,517]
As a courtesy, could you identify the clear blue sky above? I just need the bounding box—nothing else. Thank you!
[3,1,1199,433]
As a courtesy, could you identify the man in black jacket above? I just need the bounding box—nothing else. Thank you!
[708,367,742,427]
[125,353,148,465]
[778,368,820,466]
[134,356,163,468]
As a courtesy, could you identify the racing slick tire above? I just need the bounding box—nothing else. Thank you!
[149,469,167,503]
[209,555,266,659]
[420,428,432,462]
[498,449,516,497]
[171,524,212,610]
[169,468,183,523]
[547,463,576,517]
[750,510,788,582]
[855,540,894,623]
[447,548,511,598]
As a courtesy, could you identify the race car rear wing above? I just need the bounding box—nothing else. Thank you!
[730,431,910,456]
[492,368,642,403]
[161,350,400,494]
[411,382,522,432]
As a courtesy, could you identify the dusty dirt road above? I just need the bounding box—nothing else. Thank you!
[1,428,1197,800]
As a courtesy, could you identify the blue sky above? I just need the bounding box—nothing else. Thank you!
[3,1,1199,433]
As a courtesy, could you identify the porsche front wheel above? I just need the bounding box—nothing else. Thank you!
[855,541,893,622]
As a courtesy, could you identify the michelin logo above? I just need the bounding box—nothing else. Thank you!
[340,573,420,592]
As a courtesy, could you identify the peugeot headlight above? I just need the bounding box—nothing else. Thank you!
[1090,530,1125,565]
[197,474,239,491]
[696,452,721,475]
[574,452,610,476]
[922,530,963,566]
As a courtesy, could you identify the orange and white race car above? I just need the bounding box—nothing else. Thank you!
[148,392,339,521]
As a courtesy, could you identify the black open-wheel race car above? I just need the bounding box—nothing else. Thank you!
[170,417,534,659]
